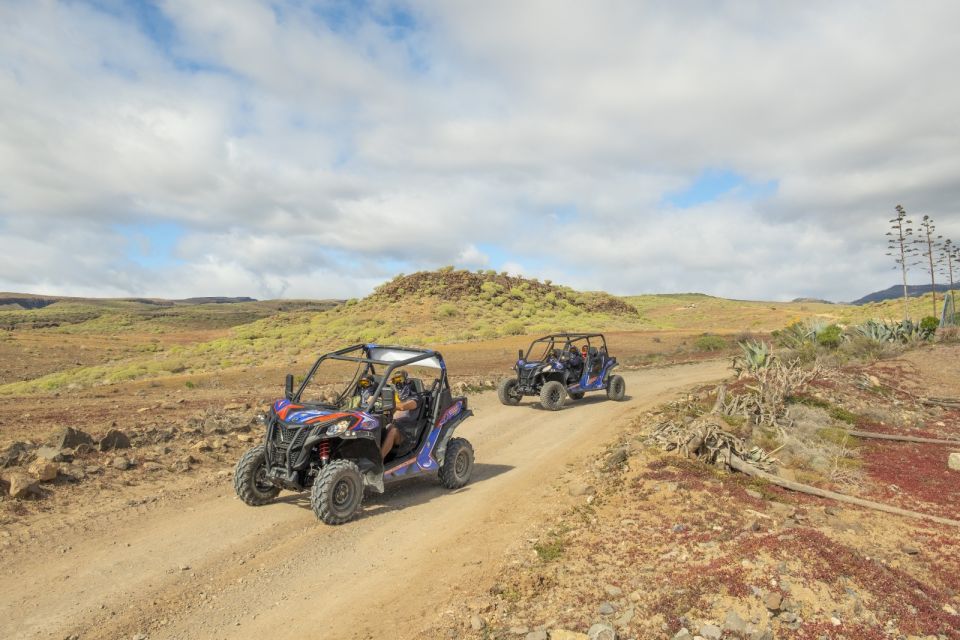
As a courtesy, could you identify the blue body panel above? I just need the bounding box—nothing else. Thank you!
[383,399,468,483]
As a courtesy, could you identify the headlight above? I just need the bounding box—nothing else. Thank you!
[542,364,553,372]
[326,419,352,436]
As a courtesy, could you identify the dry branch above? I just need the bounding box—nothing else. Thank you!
[728,454,960,529]
[845,430,960,446]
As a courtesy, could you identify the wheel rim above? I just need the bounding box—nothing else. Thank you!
[253,463,273,493]
[549,388,561,404]
[454,450,469,477]
[332,477,356,511]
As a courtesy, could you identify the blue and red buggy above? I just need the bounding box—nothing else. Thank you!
[497,332,626,410]
[234,344,474,524]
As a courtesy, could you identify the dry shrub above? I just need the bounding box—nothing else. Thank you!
[935,325,960,343]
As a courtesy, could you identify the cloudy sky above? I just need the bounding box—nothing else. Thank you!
[2,1,959,302]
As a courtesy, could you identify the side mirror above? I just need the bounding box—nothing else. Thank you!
[380,386,396,412]
[284,374,294,400]
[518,349,524,361]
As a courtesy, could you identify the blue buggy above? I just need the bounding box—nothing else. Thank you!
[497,333,626,410]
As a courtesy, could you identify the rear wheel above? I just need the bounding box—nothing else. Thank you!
[540,380,566,411]
[607,375,626,401]
[497,378,522,406]
[234,445,280,506]
[311,459,364,525]
[438,438,474,489]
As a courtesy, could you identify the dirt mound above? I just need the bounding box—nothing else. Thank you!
[370,268,638,316]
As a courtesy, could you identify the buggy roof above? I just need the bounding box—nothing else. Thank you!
[530,333,605,341]
[321,343,444,370]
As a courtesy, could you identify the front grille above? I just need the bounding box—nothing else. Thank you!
[271,424,310,466]
[518,368,538,386]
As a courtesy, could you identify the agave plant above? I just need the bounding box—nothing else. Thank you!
[732,339,776,377]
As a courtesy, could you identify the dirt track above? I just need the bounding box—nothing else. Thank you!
[0,361,728,640]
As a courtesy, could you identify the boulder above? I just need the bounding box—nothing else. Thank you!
[5,472,40,498]
[27,459,58,482]
[53,427,94,450]
[35,446,65,462]
[948,452,960,472]
[99,429,131,451]
[699,624,722,640]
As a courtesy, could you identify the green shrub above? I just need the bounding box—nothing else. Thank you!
[502,320,526,335]
[185,380,195,389]
[436,303,457,318]
[920,316,940,336]
[816,324,843,349]
[694,334,727,352]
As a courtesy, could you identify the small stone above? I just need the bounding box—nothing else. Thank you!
[671,524,687,534]
[614,607,634,627]
[603,585,623,598]
[470,615,486,631]
[723,611,748,634]
[568,483,595,497]
[699,624,722,640]
[750,629,773,640]
[509,626,529,635]
[191,440,213,452]
[943,603,958,615]
[745,489,763,500]
[142,462,163,472]
[628,590,641,602]
[587,622,616,640]
[111,457,132,471]
[605,447,629,469]
[549,632,589,640]
[901,545,920,555]
[0,442,32,467]
[526,632,548,640]
[28,459,58,482]
[53,427,94,450]
[778,611,797,623]
[179,565,190,571]
[948,452,960,472]
[763,592,783,612]
[672,630,692,640]
[5,471,40,498]
[99,429,131,451]
[598,602,616,615]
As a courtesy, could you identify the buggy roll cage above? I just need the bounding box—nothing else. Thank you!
[292,343,450,417]
[522,333,608,361]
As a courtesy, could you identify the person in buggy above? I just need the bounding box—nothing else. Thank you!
[380,369,420,460]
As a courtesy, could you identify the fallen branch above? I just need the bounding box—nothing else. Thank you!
[728,454,960,529]
[921,397,960,409]
[845,430,960,446]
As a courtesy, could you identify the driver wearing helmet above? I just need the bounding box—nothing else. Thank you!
[381,369,419,459]
[346,374,377,409]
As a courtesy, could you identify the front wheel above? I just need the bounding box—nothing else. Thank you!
[234,445,280,506]
[438,438,474,489]
[540,380,566,411]
[606,375,626,401]
[311,460,364,525]
[497,378,522,406]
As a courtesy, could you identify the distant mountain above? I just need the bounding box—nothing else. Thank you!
[851,284,956,306]
[791,297,834,304]
[0,293,257,310]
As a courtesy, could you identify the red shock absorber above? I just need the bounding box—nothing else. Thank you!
[319,440,330,464]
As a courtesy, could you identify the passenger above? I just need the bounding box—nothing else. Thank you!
[380,369,420,459]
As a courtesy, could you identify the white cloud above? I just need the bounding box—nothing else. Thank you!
[1,1,959,302]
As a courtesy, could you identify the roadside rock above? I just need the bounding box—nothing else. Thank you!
[587,623,616,640]
[763,592,783,612]
[111,457,132,471]
[598,602,616,615]
[672,630,692,640]
[99,429,131,451]
[604,446,630,470]
[568,483,595,497]
[27,458,58,482]
[949,452,960,471]
[5,471,40,498]
[549,632,589,640]
[526,632,548,640]
[53,427,94,450]
[699,624,722,640]
[0,442,32,468]
[142,462,163,472]
[35,446,65,462]
[469,615,486,631]
[723,611,748,634]
[603,585,622,597]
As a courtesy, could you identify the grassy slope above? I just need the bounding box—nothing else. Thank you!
[0,272,952,396]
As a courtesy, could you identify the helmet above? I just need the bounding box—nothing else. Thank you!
[358,375,374,389]
[390,369,408,386]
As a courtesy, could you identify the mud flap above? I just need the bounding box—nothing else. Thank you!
[433,410,473,466]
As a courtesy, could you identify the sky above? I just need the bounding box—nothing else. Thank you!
[1,1,959,302]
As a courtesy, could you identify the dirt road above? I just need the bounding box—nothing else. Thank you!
[0,361,728,640]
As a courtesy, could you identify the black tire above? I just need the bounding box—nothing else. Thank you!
[540,380,566,411]
[497,378,522,406]
[311,459,364,525]
[438,438,474,489]
[607,375,626,401]
[234,445,280,506]
[569,392,585,400]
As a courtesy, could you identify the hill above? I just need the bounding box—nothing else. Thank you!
[851,283,956,305]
